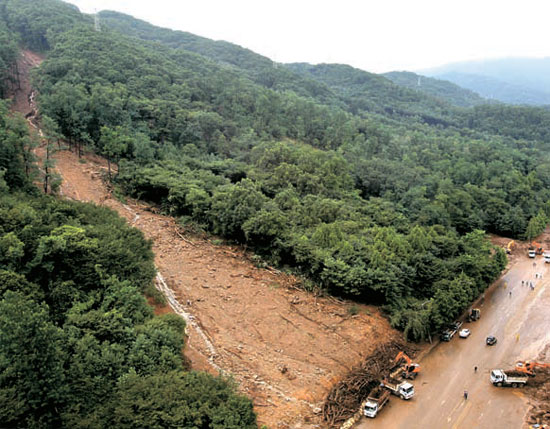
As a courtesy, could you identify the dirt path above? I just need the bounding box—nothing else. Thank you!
[15,50,399,427]
[358,231,550,429]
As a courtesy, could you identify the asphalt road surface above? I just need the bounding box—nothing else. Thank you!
[358,255,549,429]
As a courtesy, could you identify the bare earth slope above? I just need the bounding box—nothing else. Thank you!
[15,50,398,427]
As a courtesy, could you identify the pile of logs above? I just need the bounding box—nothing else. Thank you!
[526,368,550,427]
[322,340,415,427]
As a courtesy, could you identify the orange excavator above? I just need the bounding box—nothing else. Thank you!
[515,361,550,377]
[390,351,421,380]
[528,242,544,258]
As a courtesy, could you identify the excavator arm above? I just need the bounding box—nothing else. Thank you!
[516,361,550,376]
[393,352,420,379]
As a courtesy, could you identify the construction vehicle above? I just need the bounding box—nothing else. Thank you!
[440,321,462,341]
[515,361,550,377]
[363,386,390,418]
[468,308,480,322]
[390,351,420,380]
[506,240,515,254]
[490,369,528,387]
[528,242,544,258]
[543,251,550,263]
[381,377,414,399]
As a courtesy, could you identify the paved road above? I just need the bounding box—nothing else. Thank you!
[358,255,549,429]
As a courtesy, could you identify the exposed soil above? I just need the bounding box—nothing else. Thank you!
[7,49,44,116]
[16,50,399,427]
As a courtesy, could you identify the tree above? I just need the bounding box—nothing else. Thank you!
[112,371,256,429]
[41,115,62,193]
[99,126,129,179]
[0,291,67,427]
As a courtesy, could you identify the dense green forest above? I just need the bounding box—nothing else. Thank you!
[2,0,550,345]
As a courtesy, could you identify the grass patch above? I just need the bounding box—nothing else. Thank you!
[144,282,166,306]
[348,304,360,316]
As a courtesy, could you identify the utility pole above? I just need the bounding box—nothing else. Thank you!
[94,10,101,32]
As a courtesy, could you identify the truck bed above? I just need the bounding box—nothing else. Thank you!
[367,386,389,401]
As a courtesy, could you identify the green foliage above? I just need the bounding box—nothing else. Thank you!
[0,102,32,190]
[524,210,548,241]
[111,371,256,429]
[0,291,66,427]
[0,24,19,98]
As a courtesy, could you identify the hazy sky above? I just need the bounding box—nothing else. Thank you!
[65,0,550,73]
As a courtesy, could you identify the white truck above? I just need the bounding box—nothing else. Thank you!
[543,251,550,263]
[381,377,414,399]
[363,386,390,418]
[490,369,528,387]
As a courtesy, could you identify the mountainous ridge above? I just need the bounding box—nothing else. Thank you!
[421,57,550,105]
[383,71,489,107]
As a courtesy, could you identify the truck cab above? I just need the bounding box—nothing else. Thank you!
[490,369,504,384]
[528,248,536,258]
[543,251,550,263]
[440,329,455,341]
[363,400,380,418]
[398,382,414,399]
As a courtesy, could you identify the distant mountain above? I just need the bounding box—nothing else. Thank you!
[383,71,488,107]
[285,62,459,126]
[421,58,550,106]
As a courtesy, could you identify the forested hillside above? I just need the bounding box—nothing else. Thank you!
[383,71,488,107]
[0,3,257,426]
[1,0,550,344]
[0,100,256,427]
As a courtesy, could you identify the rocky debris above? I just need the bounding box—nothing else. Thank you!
[525,346,550,427]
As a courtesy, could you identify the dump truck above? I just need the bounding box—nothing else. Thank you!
[440,321,461,341]
[381,377,414,399]
[363,386,390,418]
[490,369,528,387]
[440,328,456,342]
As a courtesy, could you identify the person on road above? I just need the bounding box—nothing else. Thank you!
[464,390,468,400]
[522,280,524,286]
[509,291,512,298]
[474,366,478,373]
